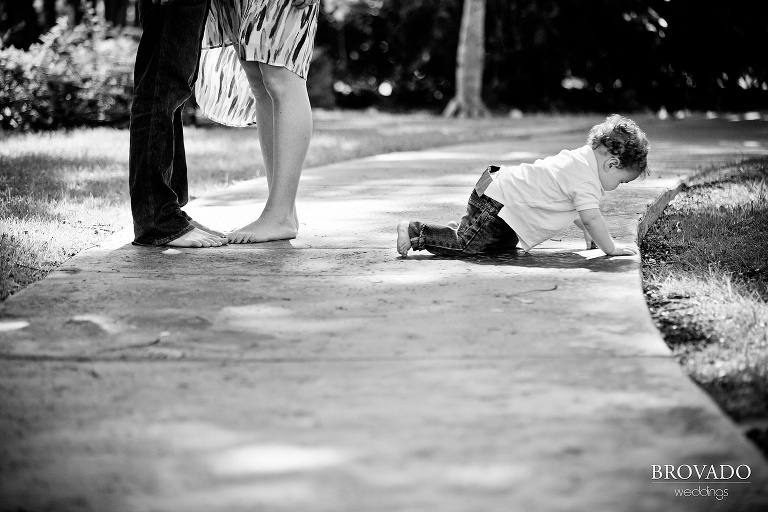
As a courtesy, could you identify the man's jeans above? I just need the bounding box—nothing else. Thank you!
[128,0,210,245]
[408,166,519,256]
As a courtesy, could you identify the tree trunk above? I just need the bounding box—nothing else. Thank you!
[443,0,490,118]
[63,0,98,26]
[104,0,129,26]
[65,0,83,25]
[0,0,41,49]
[43,0,58,30]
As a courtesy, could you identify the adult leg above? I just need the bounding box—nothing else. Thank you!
[172,108,227,240]
[229,62,312,243]
[237,64,276,192]
[128,0,223,247]
[230,61,278,244]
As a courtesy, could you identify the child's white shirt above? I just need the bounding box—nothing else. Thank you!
[483,145,604,251]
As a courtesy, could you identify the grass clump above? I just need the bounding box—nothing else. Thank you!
[0,129,130,300]
[641,157,768,457]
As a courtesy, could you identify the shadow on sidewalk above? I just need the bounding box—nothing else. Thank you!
[406,251,636,273]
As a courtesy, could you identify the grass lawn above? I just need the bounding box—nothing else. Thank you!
[0,111,598,301]
[641,157,768,457]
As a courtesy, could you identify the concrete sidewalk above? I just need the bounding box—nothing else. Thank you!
[1,117,768,511]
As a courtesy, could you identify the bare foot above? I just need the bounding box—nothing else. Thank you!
[447,221,459,229]
[228,216,298,244]
[189,219,227,239]
[166,227,226,248]
[397,221,411,257]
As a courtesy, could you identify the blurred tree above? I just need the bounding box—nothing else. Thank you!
[650,0,768,111]
[43,0,57,31]
[104,0,129,26]
[320,0,462,109]
[66,0,84,25]
[443,0,489,117]
[0,0,41,49]
[1,11,137,130]
[2,0,766,123]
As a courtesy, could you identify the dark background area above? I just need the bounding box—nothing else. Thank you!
[320,0,768,112]
[1,0,767,130]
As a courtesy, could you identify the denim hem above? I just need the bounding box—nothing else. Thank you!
[428,216,484,254]
[407,221,426,251]
[133,223,194,246]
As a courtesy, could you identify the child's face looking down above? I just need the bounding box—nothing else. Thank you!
[595,149,642,191]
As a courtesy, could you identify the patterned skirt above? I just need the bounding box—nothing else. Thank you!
[195,0,320,127]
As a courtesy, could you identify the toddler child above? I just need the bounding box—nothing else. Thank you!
[397,114,650,257]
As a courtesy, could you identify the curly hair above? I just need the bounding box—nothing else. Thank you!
[587,114,650,177]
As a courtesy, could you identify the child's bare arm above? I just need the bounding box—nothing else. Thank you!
[577,209,637,255]
[573,218,596,249]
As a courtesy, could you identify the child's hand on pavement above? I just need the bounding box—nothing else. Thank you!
[609,244,637,256]
[584,232,596,250]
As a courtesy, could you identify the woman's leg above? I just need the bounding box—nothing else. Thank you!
[230,61,312,243]
[246,63,299,227]
[238,63,275,192]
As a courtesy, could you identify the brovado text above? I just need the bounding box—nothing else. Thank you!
[652,464,751,481]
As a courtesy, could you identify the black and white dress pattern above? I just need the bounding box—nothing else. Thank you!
[195,0,320,127]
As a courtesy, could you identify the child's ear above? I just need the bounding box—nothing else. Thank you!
[607,156,620,170]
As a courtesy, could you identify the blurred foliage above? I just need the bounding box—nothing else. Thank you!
[0,0,42,50]
[0,10,135,130]
[1,0,767,130]
[319,0,768,112]
[319,0,461,109]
